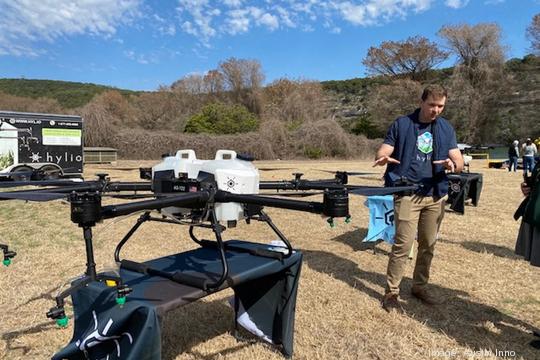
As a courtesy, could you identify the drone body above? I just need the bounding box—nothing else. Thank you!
[152,149,259,223]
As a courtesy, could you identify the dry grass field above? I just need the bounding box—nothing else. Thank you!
[0,159,538,360]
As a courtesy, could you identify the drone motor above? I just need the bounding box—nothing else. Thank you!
[70,192,102,227]
[323,189,350,218]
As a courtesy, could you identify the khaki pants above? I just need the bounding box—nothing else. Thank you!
[385,195,446,295]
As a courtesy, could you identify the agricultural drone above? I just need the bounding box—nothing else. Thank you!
[0,149,416,328]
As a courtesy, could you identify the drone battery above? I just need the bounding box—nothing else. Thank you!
[323,190,349,218]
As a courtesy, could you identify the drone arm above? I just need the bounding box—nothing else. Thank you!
[105,182,153,192]
[259,180,348,191]
[215,191,324,214]
[101,192,210,219]
[258,181,298,190]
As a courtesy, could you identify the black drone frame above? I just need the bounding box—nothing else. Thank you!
[0,172,416,327]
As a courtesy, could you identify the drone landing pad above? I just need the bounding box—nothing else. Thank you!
[53,240,302,360]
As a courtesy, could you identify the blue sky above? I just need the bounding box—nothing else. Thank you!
[0,0,538,91]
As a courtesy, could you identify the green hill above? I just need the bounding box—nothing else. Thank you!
[0,78,137,109]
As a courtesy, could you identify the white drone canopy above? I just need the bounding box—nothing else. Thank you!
[152,149,260,222]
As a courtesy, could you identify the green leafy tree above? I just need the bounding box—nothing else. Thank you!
[351,113,384,139]
[185,102,259,134]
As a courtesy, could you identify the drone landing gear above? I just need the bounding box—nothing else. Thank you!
[0,244,16,266]
[189,209,294,262]
[115,209,230,291]
[46,226,132,327]
[47,193,132,328]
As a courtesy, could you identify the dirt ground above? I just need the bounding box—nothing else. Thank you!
[0,159,538,360]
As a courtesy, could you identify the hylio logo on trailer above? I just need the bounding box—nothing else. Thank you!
[45,152,83,164]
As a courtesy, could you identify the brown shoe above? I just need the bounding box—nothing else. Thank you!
[411,287,442,305]
[382,293,404,313]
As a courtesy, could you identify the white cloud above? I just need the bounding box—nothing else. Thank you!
[0,0,142,56]
[123,49,158,64]
[0,0,456,54]
[275,6,296,28]
[222,0,243,7]
[445,0,470,9]
[224,9,252,34]
[222,6,280,34]
[177,0,219,42]
[335,0,433,26]
[161,24,177,36]
[257,13,279,31]
[176,1,436,43]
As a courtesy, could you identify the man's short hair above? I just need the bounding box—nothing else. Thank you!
[421,84,447,101]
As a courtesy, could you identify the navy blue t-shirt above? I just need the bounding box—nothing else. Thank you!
[383,111,458,196]
[408,122,434,195]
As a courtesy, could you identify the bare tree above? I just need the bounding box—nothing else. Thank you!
[204,70,225,96]
[218,58,265,114]
[131,90,192,131]
[171,74,207,94]
[438,23,505,80]
[366,79,423,133]
[219,57,264,91]
[362,36,448,80]
[263,78,328,127]
[80,98,118,147]
[438,23,508,143]
[527,13,540,55]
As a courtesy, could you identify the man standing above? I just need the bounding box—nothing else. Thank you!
[508,140,520,172]
[522,138,538,175]
[373,84,464,312]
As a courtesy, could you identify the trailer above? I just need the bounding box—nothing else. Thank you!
[0,111,83,179]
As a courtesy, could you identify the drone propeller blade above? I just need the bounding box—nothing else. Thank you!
[347,171,379,176]
[0,191,68,201]
[315,169,377,176]
[258,191,323,198]
[0,179,85,188]
[258,167,296,172]
[95,166,139,171]
[103,193,157,200]
[0,166,79,177]
[347,185,418,197]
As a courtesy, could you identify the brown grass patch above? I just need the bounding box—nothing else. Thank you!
[0,160,538,359]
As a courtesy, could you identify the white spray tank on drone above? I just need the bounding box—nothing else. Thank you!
[151,150,260,224]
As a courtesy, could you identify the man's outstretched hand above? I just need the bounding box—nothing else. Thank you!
[433,159,455,173]
[373,156,400,167]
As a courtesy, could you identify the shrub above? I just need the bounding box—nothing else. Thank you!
[303,146,323,159]
[185,102,259,134]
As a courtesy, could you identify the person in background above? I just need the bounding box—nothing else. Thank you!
[522,138,538,175]
[508,140,519,172]
[373,84,464,313]
[514,158,540,349]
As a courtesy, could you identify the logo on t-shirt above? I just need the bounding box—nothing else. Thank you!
[417,132,433,154]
